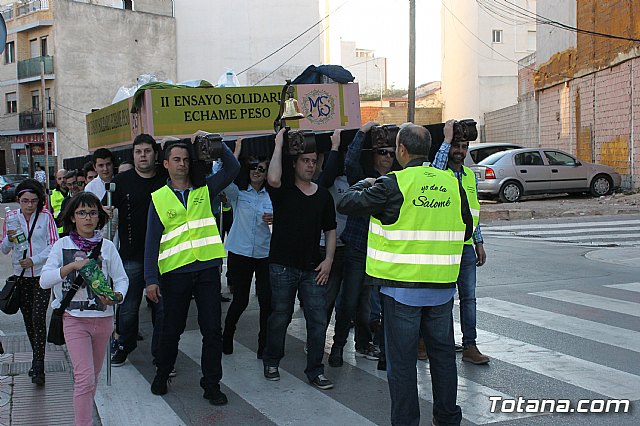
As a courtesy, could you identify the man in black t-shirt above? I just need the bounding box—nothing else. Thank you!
[263,128,337,390]
[110,134,167,367]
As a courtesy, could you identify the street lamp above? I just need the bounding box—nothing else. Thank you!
[374,62,383,107]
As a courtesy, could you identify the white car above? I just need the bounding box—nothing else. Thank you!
[470,148,622,202]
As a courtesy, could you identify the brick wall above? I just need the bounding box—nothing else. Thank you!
[484,94,538,147]
[359,107,442,126]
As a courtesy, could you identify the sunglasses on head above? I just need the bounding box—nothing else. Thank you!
[376,149,396,157]
[248,163,267,173]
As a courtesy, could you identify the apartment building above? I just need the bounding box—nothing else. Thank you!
[0,0,175,175]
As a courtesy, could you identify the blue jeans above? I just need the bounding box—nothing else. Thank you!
[117,260,163,360]
[263,264,327,381]
[332,245,372,349]
[156,266,222,391]
[383,294,461,426]
[457,245,477,348]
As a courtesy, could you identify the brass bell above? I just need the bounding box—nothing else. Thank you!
[282,90,305,120]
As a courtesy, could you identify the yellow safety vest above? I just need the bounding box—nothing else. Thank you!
[50,188,66,234]
[460,166,480,245]
[151,185,226,275]
[366,166,466,284]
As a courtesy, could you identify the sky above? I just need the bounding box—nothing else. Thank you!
[328,0,442,89]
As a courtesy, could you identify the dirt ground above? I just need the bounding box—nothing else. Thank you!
[480,191,640,221]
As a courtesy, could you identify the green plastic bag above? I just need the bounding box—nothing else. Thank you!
[78,259,118,302]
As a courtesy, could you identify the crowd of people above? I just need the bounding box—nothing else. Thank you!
[1,119,489,426]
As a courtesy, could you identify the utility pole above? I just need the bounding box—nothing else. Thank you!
[40,61,49,193]
[408,0,416,122]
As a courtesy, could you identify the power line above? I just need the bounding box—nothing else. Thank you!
[237,1,349,77]
[253,26,328,86]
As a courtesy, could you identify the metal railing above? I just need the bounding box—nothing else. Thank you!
[17,56,53,80]
[18,109,55,130]
[17,0,49,17]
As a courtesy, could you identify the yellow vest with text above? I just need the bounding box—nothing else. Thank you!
[366,166,466,284]
[460,166,480,245]
[50,188,66,233]
[151,186,226,275]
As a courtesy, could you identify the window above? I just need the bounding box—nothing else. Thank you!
[515,152,544,166]
[30,39,38,58]
[40,37,48,56]
[527,31,536,51]
[6,92,17,114]
[123,0,133,10]
[544,151,577,166]
[31,90,39,110]
[45,88,51,110]
[492,29,503,44]
[4,41,14,64]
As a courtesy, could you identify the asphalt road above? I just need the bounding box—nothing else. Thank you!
[1,213,639,425]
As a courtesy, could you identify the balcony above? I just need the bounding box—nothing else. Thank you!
[17,0,49,17]
[19,109,55,131]
[1,7,13,21]
[17,56,53,80]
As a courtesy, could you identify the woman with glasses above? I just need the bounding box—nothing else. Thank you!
[41,192,128,426]
[222,139,273,358]
[1,179,58,385]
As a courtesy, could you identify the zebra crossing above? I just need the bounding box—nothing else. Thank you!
[93,281,640,425]
[482,218,640,247]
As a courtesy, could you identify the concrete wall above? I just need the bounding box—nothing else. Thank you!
[441,0,536,124]
[536,0,575,66]
[174,0,322,86]
[360,106,441,126]
[74,0,173,15]
[484,93,538,147]
[53,0,176,163]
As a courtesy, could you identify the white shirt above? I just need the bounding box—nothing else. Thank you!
[85,175,108,201]
[1,209,58,276]
[40,236,129,318]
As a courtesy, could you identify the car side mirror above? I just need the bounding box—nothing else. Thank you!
[575,161,581,167]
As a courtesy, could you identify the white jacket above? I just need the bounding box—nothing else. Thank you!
[1,209,58,277]
[40,236,129,318]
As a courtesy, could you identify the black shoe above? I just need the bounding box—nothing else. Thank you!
[222,334,233,355]
[263,365,280,381]
[328,345,343,367]
[31,361,45,386]
[377,359,387,371]
[150,372,170,395]
[310,374,334,390]
[28,368,34,377]
[204,388,228,406]
[111,349,128,367]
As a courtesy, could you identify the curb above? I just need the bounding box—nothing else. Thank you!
[481,208,640,222]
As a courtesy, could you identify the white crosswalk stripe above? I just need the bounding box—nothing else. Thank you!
[483,219,640,246]
[93,281,640,425]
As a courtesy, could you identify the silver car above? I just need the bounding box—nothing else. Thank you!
[465,143,522,166]
[470,148,622,202]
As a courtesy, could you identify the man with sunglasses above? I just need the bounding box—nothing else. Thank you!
[55,170,86,230]
[328,121,393,369]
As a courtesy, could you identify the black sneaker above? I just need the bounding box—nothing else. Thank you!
[150,372,170,395]
[203,388,228,406]
[111,349,128,367]
[328,345,343,367]
[263,366,280,381]
[455,343,463,352]
[377,359,387,371]
[310,374,333,390]
[356,344,380,360]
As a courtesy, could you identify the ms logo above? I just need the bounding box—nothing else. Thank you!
[167,209,177,219]
[301,89,335,125]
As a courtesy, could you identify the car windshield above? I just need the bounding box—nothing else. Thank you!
[4,175,27,183]
[478,151,510,165]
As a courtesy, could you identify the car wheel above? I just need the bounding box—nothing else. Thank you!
[499,181,523,203]
[590,174,613,197]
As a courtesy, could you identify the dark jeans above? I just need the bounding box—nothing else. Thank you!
[383,294,461,426]
[322,245,345,325]
[117,260,163,359]
[263,263,327,381]
[156,266,222,391]
[457,244,477,348]
[223,252,271,351]
[332,244,372,349]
